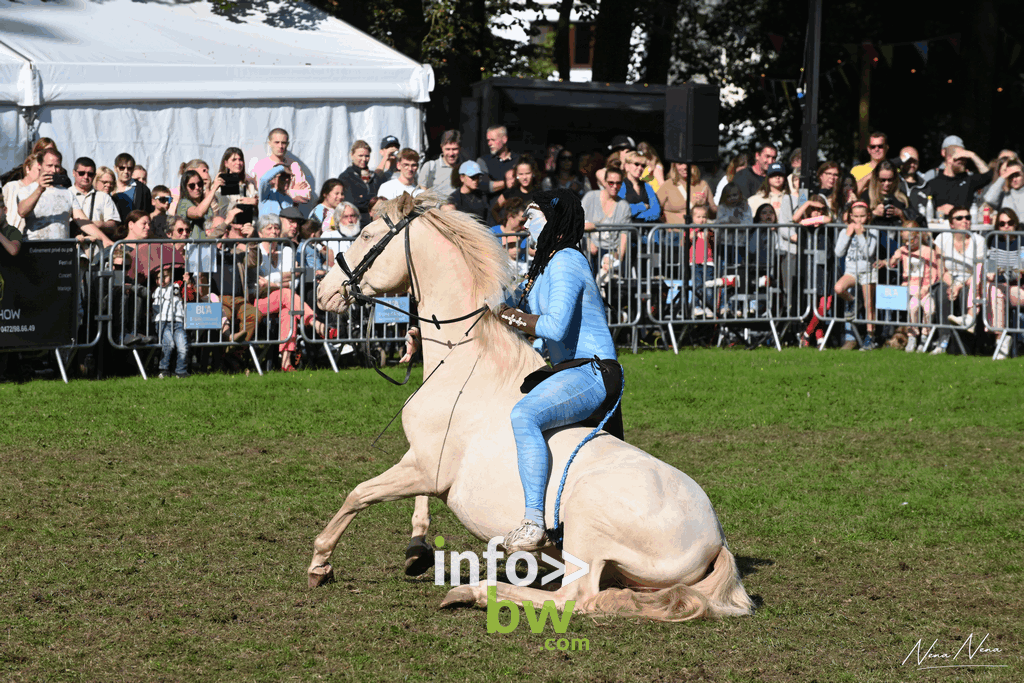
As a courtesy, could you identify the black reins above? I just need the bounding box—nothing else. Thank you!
[335,207,489,385]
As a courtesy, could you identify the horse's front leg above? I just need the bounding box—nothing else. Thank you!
[404,495,435,576]
[308,450,430,587]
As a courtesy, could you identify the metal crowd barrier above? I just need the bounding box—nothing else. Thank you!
[980,229,1024,359]
[641,222,812,352]
[814,224,1001,355]
[9,223,1020,383]
[105,236,343,378]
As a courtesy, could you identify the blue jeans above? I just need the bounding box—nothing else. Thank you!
[691,262,715,310]
[159,321,189,375]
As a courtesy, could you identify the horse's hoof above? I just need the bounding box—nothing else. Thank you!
[440,585,479,609]
[308,563,335,588]
[404,537,435,577]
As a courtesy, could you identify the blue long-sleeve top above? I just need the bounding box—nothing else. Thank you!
[259,165,294,216]
[618,180,661,223]
[300,242,326,271]
[523,248,617,365]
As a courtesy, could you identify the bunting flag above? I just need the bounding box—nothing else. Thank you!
[948,33,960,53]
[862,42,879,63]
[836,65,851,89]
[844,43,858,60]
[781,81,793,111]
[880,45,893,67]
[768,33,784,53]
[913,41,929,65]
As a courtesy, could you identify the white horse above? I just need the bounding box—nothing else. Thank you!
[309,193,753,620]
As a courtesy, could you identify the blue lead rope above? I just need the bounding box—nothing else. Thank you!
[549,366,625,548]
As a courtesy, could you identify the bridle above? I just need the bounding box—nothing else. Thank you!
[334,206,490,385]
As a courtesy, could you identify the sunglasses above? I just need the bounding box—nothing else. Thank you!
[187,183,202,189]
[868,144,885,150]
[997,220,1016,227]
[154,196,171,203]
[605,180,623,186]
[172,227,189,235]
[951,214,971,221]
[75,170,96,177]
[117,165,134,171]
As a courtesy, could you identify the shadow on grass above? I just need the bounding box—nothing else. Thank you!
[736,555,773,610]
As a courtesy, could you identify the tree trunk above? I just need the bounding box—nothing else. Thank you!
[642,3,678,84]
[592,0,638,83]
[554,0,574,80]
[960,0,997,154]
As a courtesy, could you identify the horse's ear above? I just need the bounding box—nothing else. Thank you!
[396,192,416,218]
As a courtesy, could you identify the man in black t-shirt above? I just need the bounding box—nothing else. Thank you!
[733,143,777,200]
[476,125,519,199]
[924,144,992,218]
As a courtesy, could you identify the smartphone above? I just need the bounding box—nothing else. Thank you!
[220,172,242,196]
[50,172,72,189]
[232,204,255,225]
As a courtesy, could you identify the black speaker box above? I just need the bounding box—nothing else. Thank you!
[664,84,720,164]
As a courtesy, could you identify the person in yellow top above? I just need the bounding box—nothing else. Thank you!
[852,132,889,193]
[638,142,665,193]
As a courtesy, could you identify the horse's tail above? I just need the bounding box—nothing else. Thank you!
[589,547,754,622]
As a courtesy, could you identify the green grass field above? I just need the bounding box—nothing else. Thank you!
[1,349,1021,682]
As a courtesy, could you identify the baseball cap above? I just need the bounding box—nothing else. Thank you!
[940,135,964,151]
[458,160,483,176]
[380,135,400,149]
[766,162,786,177]
[608,135,636,152]
[280,206,304,221]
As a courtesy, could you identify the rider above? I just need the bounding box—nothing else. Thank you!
[495,189,620,553]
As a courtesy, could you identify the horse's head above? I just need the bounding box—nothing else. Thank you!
[318,193,418,313]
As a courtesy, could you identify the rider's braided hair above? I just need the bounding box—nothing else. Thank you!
[519,188,586,304]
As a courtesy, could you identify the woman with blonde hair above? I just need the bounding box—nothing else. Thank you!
[637,141,665,193]
[93,166,116,195]
[619,150,661,223]
[658,162,717,222]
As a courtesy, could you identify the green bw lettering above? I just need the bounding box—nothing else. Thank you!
[486,586,574,634]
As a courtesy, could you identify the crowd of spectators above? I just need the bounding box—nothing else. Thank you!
[1,122,1022,381]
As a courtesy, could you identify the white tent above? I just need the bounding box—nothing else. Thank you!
[0,0,434,199]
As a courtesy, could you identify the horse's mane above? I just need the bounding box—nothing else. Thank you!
[377,193,540,380]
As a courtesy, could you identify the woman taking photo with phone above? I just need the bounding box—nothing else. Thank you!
[214,147,258,222]
[176,169,223,237]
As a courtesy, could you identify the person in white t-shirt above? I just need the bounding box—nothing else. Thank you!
[377,149,425,201]
[16,149,110,245]
[70,156,119,237]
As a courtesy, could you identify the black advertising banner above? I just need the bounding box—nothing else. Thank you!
[0,240,79,349]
